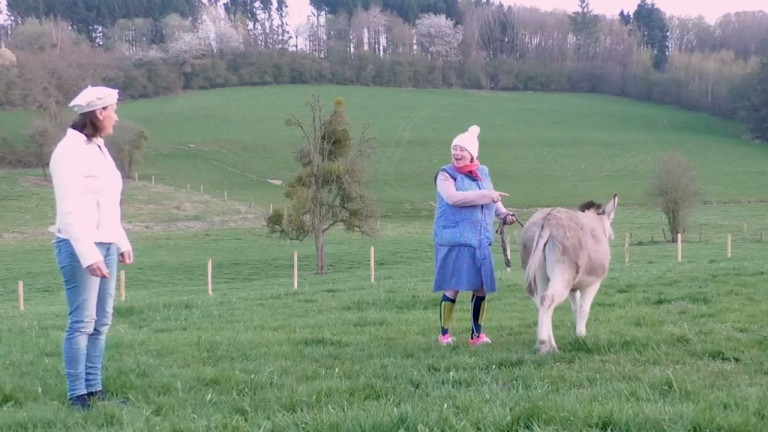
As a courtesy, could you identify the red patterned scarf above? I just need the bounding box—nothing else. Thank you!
[454,161,483,181]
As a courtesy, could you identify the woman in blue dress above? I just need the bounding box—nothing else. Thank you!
[433,125,517,346]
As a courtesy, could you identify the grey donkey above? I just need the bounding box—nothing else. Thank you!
[520,195,618,355]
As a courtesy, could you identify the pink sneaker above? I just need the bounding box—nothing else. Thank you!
[438,334,455,346]
[469,333,492,346]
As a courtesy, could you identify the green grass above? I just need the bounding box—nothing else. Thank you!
[4,86,765,218]
[1,87,768,430]
[116,87,765,213]
[0,110,32,144]
[1,209,767,431]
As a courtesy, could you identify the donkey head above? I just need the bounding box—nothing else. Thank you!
[579,194,619,240]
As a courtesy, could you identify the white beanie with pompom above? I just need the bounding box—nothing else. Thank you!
[451,125,480,159]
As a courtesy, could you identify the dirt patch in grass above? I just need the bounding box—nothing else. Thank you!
[0,177,267,240]
[20,176,52,187]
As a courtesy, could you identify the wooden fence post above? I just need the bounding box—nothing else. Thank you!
[120,270,126,301]
[370,245,375,283]
[293,251,298,290]
[207,258,213,296]
[18,281,24,311]
[625,233,630,264]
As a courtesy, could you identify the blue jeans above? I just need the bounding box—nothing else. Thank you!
[54,237,118,398]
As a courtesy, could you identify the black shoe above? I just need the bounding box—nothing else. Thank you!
[68,394,92,411]
[87,390,129,405]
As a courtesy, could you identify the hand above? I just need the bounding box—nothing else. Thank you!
[119,250,134,264]
[87,261,110,278]
[490,191,509,203]
[503,212,518,226]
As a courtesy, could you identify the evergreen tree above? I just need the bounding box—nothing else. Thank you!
[632,0,669,71]
[569,0,600,60]
[7,0,201,41]
[267,95,378,274]
[745,35,768,141]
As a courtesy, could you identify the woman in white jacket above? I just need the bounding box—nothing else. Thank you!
[50,86,134,410]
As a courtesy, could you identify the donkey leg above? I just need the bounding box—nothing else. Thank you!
[537,277,571,355]
[536,296,555,355]
[575,282,602,337]
[568,290,581,326]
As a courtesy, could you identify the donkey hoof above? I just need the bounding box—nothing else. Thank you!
[537,340,557,355]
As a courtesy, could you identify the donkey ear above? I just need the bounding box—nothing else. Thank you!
[603,194,618,221]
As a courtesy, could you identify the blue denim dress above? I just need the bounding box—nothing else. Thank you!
[432,164,497,293]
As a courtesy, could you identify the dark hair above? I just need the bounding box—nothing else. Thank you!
[578,200,602,213]
[70,111,103,139]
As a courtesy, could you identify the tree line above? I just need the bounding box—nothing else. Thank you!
[1,0,767,168]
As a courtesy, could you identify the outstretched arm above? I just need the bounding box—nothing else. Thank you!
[436,172,503,207]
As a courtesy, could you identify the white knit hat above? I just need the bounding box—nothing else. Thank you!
[451,125,481,159]
[68,86,119,114]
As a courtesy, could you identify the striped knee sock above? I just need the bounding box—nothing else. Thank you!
[440,294,456,336]
[471,294,486,339]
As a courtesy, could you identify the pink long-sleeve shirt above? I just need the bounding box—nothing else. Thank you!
[435,171,510,218]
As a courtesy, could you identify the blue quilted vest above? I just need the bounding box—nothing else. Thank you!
[433,164,496,248]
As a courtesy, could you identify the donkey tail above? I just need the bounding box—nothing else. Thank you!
[524,224,551,297]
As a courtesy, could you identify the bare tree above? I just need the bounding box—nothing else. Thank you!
[350,6,387,57]
[648,154,700,239]
[110,18,155,56]
[305,6,326,57]
[275,0,292,50]
[667,50,755,115]
[598,18,650,97]
[715,11,768,61]
[385,12,414,58]
[108,121,148,179]
[27,115,66,179]
[477,4,519,61]
[10,20,116,177]
[515,6,570,65]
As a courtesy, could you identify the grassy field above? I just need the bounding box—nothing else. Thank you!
[1,86,768,430]
[3,85,765,216]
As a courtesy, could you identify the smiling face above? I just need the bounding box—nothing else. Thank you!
[451,145,473,167]
[95,104,119,137]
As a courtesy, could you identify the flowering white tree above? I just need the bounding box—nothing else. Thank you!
[0,0,10,49]
[111,18,155,56]
[166,31,208,61]
[415,13,462,63]
[197,5,243,54]
[166,5,243,61]
[0,46,15,66]
[162,13,194,44]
